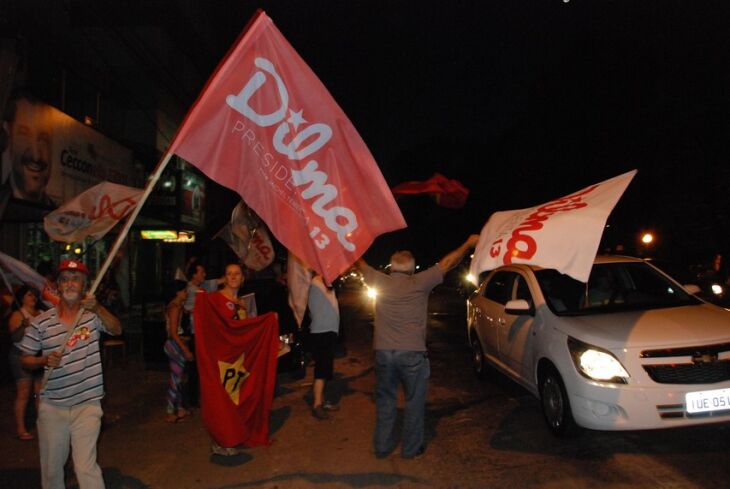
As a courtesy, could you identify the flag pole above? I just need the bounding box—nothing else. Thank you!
[88,151,175,296]
[41,151,176,390]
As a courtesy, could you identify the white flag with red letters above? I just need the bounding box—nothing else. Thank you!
[44,181,143,243]
[470,170,637,283]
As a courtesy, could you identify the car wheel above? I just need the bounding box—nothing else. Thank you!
[470,334,487,380]
[539,367,575,436]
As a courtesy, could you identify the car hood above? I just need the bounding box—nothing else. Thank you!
[550,303,730,349]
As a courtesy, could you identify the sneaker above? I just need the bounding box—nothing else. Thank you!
[176,408,192,420]
[322,401,340,411]
[312,405,329,420]
[211,442,240,456]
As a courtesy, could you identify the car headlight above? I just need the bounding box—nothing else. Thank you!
[366,286,377,299]
[711,284,724,296]
[567,337,629,384]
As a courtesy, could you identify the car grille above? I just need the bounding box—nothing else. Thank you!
[642,342,730,384]
[644,361,730,384]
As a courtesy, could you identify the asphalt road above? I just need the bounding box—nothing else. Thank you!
[1,285,729,488]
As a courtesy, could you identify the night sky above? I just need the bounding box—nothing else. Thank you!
[213,1,730,266]
[11,0,730,266]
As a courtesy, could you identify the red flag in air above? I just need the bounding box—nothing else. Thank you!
[194,291,279,448]
[391,173,469,209]
[168,10,406,284]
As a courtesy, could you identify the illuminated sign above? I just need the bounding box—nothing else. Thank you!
[140,230,178,240]
[164,231,195,243]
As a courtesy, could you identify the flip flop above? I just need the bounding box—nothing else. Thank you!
[18,432,34,440]
[176,409,191,420]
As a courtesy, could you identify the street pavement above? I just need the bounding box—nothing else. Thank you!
[2,285,730,488]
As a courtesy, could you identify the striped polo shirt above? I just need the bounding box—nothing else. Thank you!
[18,307,109,407]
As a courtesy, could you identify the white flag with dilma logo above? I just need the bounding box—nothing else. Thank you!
[44,181,144,243]
[470,170,637,283]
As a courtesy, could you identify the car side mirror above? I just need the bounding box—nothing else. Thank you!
[505,299,534,316]
[683,284,701,295]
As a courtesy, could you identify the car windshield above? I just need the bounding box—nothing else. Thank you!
[534,262,701,316]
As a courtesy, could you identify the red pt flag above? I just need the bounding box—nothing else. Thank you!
[169,11,406,284]
[391,173,469,209]
[194,291,279,448]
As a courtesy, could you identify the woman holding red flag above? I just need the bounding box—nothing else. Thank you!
[194,263,279,457]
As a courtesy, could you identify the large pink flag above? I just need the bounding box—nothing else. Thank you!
[470,170,637,283]
[168,11,405,284]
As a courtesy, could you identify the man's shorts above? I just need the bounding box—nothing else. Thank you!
[310,331,337,380]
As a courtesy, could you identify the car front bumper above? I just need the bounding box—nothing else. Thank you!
[562,366,730,430]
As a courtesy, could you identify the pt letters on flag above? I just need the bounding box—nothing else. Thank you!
[470,170,637,283]
[168,11,406,284]
[391,173,470,209]
[44,181,144,243]
[194,291,279,448]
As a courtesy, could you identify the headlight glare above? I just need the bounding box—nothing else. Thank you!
[366,286,377,299]
[568,337,629,384]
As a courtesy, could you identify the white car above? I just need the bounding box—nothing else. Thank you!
[467,255,730,435]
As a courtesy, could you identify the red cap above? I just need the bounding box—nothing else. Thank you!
[58,259,89,275]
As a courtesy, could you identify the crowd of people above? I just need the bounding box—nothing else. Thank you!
[4,233,479,488]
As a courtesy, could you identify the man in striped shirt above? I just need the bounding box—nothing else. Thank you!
[20,259,122,489]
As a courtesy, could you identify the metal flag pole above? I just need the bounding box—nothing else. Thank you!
[41,151,176,390]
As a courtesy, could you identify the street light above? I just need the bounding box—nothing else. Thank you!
[638,231,656,258]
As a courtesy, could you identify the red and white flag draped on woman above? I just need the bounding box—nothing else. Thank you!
[470,170,637,283]
[194,292,279,448]
[168,10,405,284]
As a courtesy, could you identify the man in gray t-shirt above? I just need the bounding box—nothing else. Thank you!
[356,234,478,459]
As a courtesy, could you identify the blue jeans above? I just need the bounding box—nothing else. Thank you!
[374,350,430,458]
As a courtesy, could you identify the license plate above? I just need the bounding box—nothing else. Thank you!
[686,388,730,414]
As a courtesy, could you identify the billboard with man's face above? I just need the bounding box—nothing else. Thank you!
[1,97,136,206]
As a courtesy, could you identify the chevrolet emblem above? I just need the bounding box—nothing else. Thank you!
[691,352,718,364]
